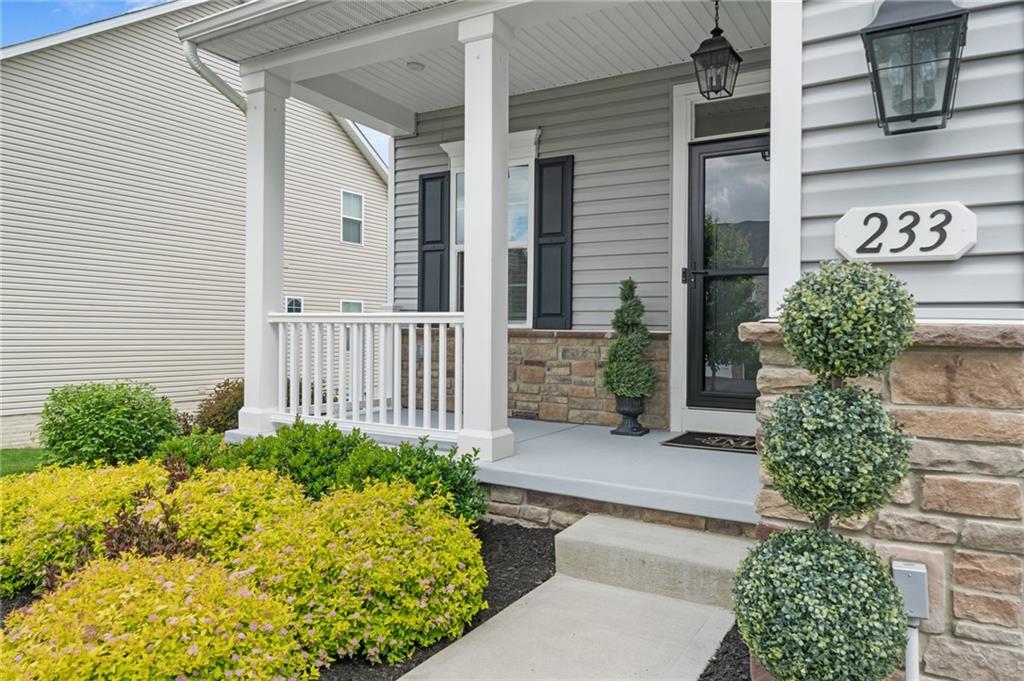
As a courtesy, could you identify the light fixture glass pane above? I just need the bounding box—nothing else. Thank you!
[455,173,465,245]
[507,165,529,242]
[342,191,362,218]
[342,217,362,243]
[878,65,913,116]
[508,248,528,323]
[873,32,911,68]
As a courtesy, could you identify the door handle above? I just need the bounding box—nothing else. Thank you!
[681,268,707,286]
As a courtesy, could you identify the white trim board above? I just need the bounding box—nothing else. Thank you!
[0,0,218,60]
[669,68,771,436]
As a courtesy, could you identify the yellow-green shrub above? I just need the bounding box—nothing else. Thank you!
[0,461,167,596]
[1,555,314,680]
[152,466,306,563]
[231,481,488,664]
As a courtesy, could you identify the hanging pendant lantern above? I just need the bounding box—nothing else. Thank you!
[861,0,969,135]
[691,0,742,100]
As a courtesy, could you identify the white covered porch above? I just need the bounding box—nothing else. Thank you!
[177,1,789,519]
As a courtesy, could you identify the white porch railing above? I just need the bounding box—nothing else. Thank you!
[268,312,464,442]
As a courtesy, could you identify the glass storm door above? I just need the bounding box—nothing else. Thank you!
[687,136,770,411]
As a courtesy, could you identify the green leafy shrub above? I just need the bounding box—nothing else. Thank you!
[779,260,915,381]
[762,383,909,524]
[336,438,486,520]
[195,378,244,433]
[151,466,306,563]
[602,278,657,397]
[155,429,228,470]
[226,420,368,499]
[231,481,488,664]
[733,530,906,681]
[2,555,313,680]
[0,461,167,596]
[39,382,180,465]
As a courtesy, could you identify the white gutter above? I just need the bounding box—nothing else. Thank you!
[183,39,246,113]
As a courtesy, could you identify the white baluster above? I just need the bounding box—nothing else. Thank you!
[300,323,310,416]
[438,323,447,431]
[377,323,386,424]
[353,323,363,423]
[454,322,463,432]
[313,323,322,417]
[326,324,335,420]
[423,323,432,430]
[339,323,348,421]
[277,323,286,413]
[392,323,401,426]
[407,323,416,427]
[365,324,374,423]
[288,322,298,415]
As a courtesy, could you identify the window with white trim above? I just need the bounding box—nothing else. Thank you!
[285,296,303,313]
[340,190,363,244]
[442,130,538,327]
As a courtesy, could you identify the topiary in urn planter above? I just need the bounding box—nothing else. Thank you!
[602,278,657,436]
[733,260,916,681]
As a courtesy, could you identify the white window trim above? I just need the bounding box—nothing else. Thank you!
[339,299,364,313]
[441,128,540,328]
[284,295,304,313]
[340,189,364,245]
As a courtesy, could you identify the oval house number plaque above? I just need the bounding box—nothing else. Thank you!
[835,201,977,263]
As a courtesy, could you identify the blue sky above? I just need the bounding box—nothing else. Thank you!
[1,0,391,163]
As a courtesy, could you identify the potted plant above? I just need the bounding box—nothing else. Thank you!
[602,278,657,436]
[733,261,916,681]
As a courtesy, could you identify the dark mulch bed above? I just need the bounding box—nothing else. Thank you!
[1,588,36,626]
[321,521,556,680]
[698,624,751,681]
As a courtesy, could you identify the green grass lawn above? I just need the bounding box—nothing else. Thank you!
[0,448,49,476]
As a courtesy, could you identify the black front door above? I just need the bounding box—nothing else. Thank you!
[687,135,770,411]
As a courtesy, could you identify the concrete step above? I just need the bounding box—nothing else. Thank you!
[555,514,754,610]
[400,575,734,680]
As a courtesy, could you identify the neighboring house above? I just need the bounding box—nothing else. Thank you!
[0,0,389,447]
[167,1,1024,674]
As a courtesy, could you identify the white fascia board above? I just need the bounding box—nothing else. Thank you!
[176,0,313,42]
[1,0,214,60]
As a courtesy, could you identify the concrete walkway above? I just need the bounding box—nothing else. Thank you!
[400,575,734,680]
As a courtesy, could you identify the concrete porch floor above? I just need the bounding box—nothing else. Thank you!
[480,419,761,525]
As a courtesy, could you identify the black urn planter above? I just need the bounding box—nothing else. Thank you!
[611,395,649,436]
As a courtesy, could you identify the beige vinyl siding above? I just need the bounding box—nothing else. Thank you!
[0,1,387,442]
[801,0,1024,319]
[393,54,768,330]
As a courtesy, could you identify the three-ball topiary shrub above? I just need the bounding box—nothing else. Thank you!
[602,278,657,435]
[39,381,180,465]
[2,555,313,680]
[230,481,488,665]
[0,461,168,596]
[734,261,915,681]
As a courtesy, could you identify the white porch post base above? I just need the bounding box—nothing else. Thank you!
[458,427,514,462]
[458,14,515,462]
[228,407,280,442]
[236,71,289,437]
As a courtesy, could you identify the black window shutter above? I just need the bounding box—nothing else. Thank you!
[418,171,450,312]
[533,155,573,329]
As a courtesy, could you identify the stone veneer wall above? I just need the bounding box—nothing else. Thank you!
[739,321,1024,681]
[481,482,756,538]
[508,330,670,430]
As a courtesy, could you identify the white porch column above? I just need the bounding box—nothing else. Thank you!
[233,72,290,439]
[457,14,514,461]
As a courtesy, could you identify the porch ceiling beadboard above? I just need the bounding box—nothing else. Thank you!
[393,52,770,329]
[800,0,1024,320]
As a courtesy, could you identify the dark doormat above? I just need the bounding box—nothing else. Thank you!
[660,431,757,454]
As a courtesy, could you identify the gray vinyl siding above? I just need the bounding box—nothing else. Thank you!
[394,52,768,331]
[801,0,1024,319]
[0,1,387,435]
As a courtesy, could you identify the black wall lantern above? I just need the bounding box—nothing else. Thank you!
[691,0,742,100]
[861,0,968,135]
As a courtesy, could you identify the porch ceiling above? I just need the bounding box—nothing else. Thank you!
[182,0,770,120]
